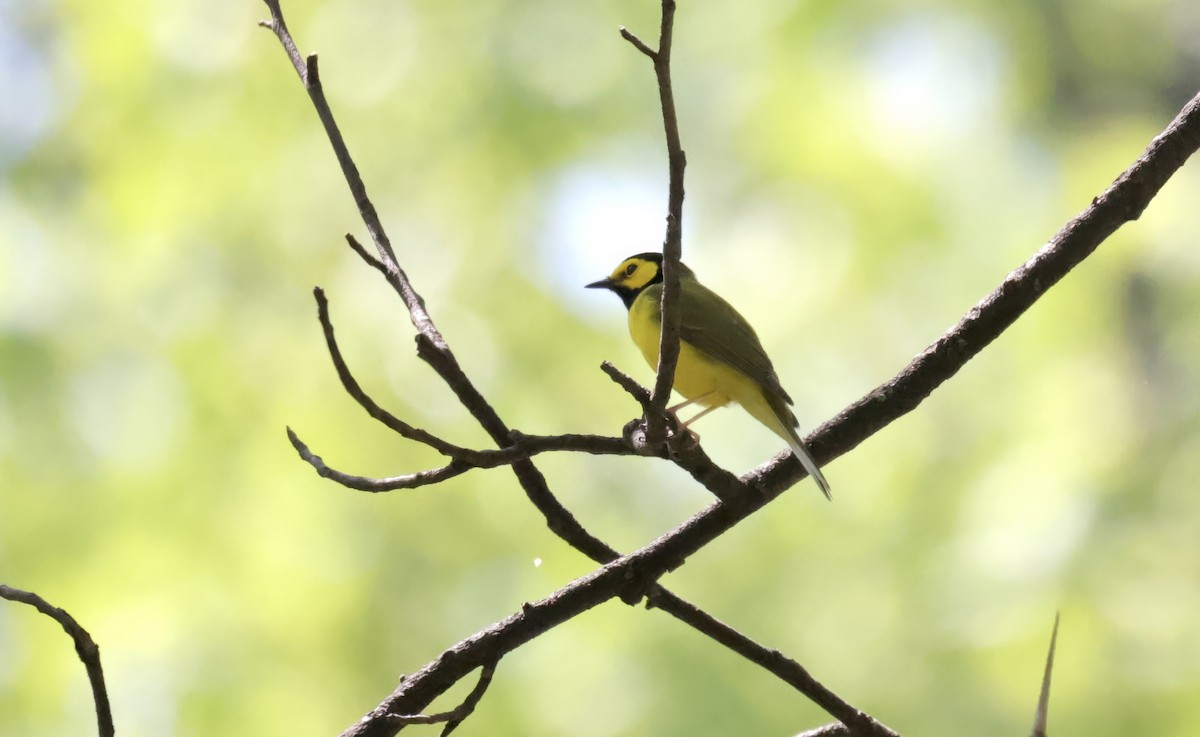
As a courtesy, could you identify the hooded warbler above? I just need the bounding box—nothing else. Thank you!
[587,252,831,500]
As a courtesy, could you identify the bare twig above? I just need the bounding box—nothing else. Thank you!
[385,660,497,736]
[618,26,656,60]
[1030,612,1061,737]
[345,233,386,273]
[288,425,644,492]
[261,0,438,346]
[621,1,687,442]
[0,585,114,737]
[312,287,473,459]
[288,427,469,491]
[309,288,643,471]
[600,360,652,410]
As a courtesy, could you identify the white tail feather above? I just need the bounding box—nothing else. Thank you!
[783,431,832,501]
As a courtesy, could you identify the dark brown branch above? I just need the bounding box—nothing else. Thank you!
[0,584,114,737]
[1030,612,1061,737]
[313,287,473,458]
[621,1,687,441]
[600,360,652,410]
[311,289,644,472]
[645,591,892,737]
[617,27,656,60]
[288,427,469,491]
[288,425,644,492]
[384,660,497,736]
[260,0,437,346]
[345,233,386,273]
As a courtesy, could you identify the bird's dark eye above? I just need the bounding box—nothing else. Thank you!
[624,263,637,277]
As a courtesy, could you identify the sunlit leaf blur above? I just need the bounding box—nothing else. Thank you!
[2,0,1199,735]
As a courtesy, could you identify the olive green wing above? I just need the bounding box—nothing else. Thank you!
[676,280,796,412]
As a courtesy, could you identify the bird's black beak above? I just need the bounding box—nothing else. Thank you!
[585,277,614,290]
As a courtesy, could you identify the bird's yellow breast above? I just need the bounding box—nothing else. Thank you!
[628,290,762,411]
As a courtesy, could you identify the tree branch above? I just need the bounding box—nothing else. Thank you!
[287,427,470,491]
[310,286,473,459]
[384,659,497,736]
[621,1,687,442]
[287,424,644,493]
[0,584,115,737]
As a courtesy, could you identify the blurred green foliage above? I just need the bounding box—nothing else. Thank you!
[2,0,1199,735]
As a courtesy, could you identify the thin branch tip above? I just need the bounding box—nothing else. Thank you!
[620,26,658,59]
[1031,611,1062,737]
[345,233,386,271]
[305,54,319,84]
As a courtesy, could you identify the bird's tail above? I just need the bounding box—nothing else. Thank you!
[779,427,832,501]
[746,391,832,500]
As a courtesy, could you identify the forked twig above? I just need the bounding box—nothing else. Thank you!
[385,660,498,737]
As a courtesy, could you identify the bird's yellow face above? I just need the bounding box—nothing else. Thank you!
[586,253,663,308]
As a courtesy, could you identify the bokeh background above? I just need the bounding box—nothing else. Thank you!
[2,0,1199,735]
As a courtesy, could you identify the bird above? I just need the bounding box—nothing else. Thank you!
[587,252,831,500]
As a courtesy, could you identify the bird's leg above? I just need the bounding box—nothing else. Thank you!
[678,405,721,443]
[669,395,720,446]
[666,393,716,430]
[667,397,699,413]
[681,404,719,429]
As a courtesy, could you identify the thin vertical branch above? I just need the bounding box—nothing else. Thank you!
[622,0,687,441]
